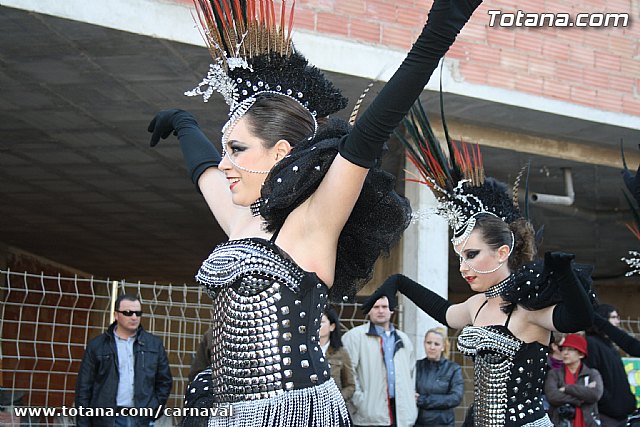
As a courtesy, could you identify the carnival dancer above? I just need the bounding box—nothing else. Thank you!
[363,100,595,427]
[148,1,483,425]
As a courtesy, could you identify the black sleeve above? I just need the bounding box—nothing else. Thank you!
[396,274,452,326]
[75,343,96,427]
[594,313,640,357]
[173,114,222,187]
[148,109,221,189]
[154,342,173,409]
[339,0,482,168]
[361,273,452,326]
[547,252,594,332]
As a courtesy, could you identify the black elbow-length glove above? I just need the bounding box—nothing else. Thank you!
[593,312,640,356]
[339,0,483,168]
[362,274,452,326]
[547,252,594,332]
[148,109,221,188]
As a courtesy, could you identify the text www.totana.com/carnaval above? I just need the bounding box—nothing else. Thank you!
[12,405,233,418]
[488,10,630,27]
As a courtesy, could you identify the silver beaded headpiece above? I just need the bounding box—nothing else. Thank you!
[185,0,347,142]
[398,100,521,244]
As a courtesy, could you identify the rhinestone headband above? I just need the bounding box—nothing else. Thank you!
[426,179,512,245]
[187,62,319,146]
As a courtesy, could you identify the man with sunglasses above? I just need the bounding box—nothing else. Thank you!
[76,295,172,427]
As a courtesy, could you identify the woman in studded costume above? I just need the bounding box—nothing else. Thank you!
[147,1,483,426]
[363,101,596,427]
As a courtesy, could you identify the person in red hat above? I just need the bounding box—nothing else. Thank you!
[544,334,604,427]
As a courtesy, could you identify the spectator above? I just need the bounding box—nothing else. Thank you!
[188,327,213,382]
[75,295,172,427]
[414,328,463,427]
[319,307,356,412]
[542,332,566,413]
[549,332,566,370]
[343,296,418,427]
[545,334,603,427]
[585,304,638,426]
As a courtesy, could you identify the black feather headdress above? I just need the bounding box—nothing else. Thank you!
[396,98,521,244]
[185,0,347,135]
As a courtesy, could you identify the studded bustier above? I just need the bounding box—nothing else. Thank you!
[195,237,332,403]
[458,325,552,427]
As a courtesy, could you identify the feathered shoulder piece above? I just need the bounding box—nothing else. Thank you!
[396,99,520,244]
[185,0,347,135]
[499,259,596,312]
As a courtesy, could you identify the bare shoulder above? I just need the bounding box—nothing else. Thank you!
[511,306,553,344]
[446,293,485,329]
[466,293,488,316]
[273,200,339,285]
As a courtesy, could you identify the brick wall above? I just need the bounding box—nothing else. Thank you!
[266,0,640,115]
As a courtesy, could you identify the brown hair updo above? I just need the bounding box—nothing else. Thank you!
[474,214,537,271]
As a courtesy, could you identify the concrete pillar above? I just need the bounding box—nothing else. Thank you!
[401,171,450,361]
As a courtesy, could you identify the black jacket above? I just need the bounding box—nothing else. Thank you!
[585,334,636,420]
[75,323,173,427]
[414,357,464,427]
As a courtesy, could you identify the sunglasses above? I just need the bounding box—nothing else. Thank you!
[116,310,143,317]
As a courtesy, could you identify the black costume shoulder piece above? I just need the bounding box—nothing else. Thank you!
[500,260,596,312]
[260,118,412,302]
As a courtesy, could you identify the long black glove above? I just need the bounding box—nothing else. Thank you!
[362,274,451,326]
[339,0,483,168]
[548,252,594,332]
[594,312,640,356]
[148,109,221,188]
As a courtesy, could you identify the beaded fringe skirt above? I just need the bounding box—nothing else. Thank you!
[203,379,351,427]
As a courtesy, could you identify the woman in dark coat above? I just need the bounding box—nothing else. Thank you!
[414,328,464,427]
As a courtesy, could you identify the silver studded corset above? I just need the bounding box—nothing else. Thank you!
[458,325,552,427]
[195,238,332,403]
